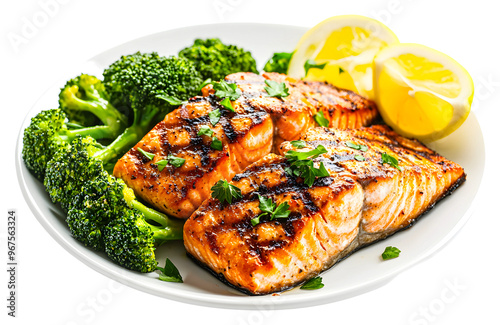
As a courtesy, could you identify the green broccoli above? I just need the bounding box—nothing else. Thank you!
[23,53,199,274]
[100,52,203,163]
[22,107,121,180]
[178,38,258,81]
[22,74,128,180]
[49,136,183,271]
[104,208,182,273]
[59,74,128,133]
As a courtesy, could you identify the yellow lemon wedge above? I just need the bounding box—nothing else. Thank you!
[287,15,399,99]
[373,43,474,142]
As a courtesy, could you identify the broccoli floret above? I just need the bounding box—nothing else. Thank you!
[22,74,128,180]
[100,52,203,163]
[46,136,183,271]
[263,51,294,74]
[59,74,128,133]
[104,208,182,273]
[65,175,124,250]
[22,108,119,180]
[44,136,106,211]
[178,38,258,81]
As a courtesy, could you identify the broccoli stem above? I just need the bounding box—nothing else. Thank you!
[62,89,128,132]
[136,218,183,244]
[130,200,184,230]
[94,106,158,163]
[66,125,120,140]
[94,125,144,163]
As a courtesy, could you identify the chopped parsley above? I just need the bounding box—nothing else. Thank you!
[345,141,368,152]
[290,140,306,149]
[211,179,242,204]
[156,94,187,106]
[381,246,401,260]
[213,80,242,100]
[264,79,290,98]
[210,137,223,151]
[304,59,327,76]
[198,125,223,151]
[213,80,241,112]
[198,125,215,137]
[285,145,330,187]
[251,195,291,226]
[156,258,183,283]
[354,154,365,162]
[300,276,324,290]
[155,155,186,171]
[381,152,401,171]
[197,78,213,92]
[137,147,155,160]
[209,108,221,126]
[219,97,235,112]
[314,110,329,127]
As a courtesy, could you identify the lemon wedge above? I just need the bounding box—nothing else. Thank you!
[373,43,474,142]
[288,15,399,99]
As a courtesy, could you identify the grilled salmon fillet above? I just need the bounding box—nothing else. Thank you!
[114,72,377,219]
[113,96,274,219]
[204,72,379,150]
[183,125,465,295]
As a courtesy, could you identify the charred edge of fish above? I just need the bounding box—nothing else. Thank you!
[185,251,323,296]
[186,172,466,296]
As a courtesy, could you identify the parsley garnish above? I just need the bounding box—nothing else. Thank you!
[156,258,183,283]
[212,80,241,112]
[197,78,212,92]
[137,148,155,160]
[209,108,221,126]
[213,80,242,100]
[251,195,291,226]
[264,80,290,98]
[339,67,345,74]
[300,276,324,290]
[211,137,223,151]
[345,141,368,152]
[381,246,401,260]
[156,95,187,106]
[285,145,328,161]
[314,110,329,127]
[198,125,223,151]
[219,97,235,112]
[211,180,242,204]
[381,152,401,171]
[198,125,214,137]
[290,140,306,149]
[304,59,327,76]
[285,145,330,187]
[354,155,365,162]
[155,155,186,171]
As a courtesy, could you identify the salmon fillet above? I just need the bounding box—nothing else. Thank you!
[183,125,465,295]
[114,72,377,219]
[113,96,274,219]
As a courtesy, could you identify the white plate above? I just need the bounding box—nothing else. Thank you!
[16,23,484,309]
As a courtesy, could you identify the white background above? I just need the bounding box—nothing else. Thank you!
[1,0,499,324]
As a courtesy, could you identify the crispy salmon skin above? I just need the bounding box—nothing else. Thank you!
[114,72,377,219]
[183,125,465,295]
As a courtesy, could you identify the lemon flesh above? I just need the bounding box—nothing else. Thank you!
[374,44,474,142]
[288,15,399,99]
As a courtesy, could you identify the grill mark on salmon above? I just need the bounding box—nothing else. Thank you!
[184,125,465,295]
[114,72,377,219]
